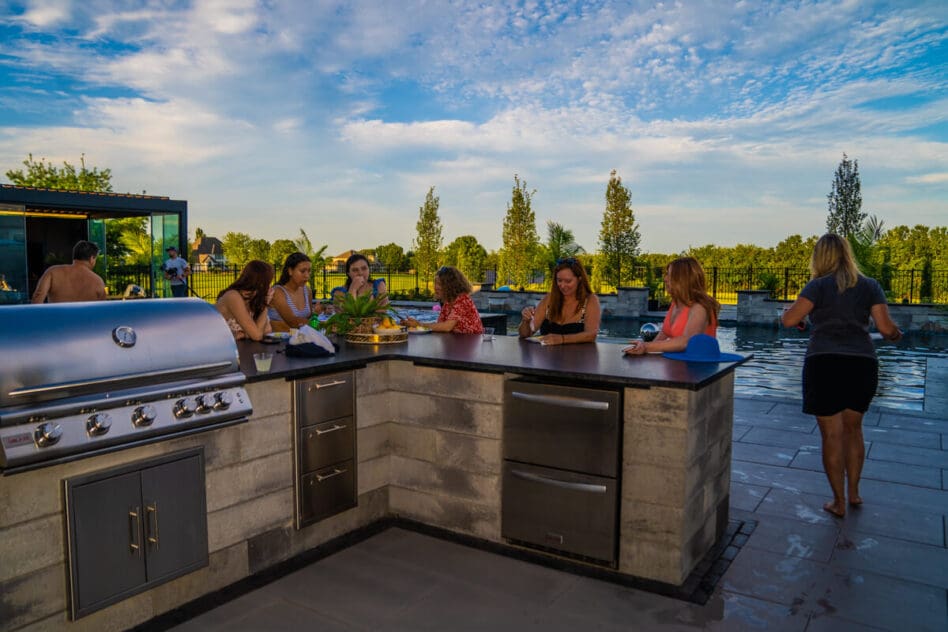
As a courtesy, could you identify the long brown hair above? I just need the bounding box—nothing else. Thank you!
[548,258,592,321]
[435,266,472,303]
[810,233,860,293]
[665,257,720,321]
[219,260,274,318]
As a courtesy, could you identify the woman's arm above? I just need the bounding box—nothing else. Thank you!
[519,296,547,338]
[870,303,902,341]
[781,296,813,329]
[221,291,269,341]
[374,279,389,307]
[624,303,709,355]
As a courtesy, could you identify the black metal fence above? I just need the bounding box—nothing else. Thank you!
[105,264,947,305]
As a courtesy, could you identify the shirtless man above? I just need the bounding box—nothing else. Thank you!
[31,240,107,303]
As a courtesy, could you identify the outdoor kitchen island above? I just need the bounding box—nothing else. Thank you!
[0,333,744,631]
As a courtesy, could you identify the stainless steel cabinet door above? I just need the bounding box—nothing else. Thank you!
[295,372,354,426]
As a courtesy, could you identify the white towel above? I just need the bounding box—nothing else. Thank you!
[289,325,336,354]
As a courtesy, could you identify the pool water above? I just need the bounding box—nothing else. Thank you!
[392,308,944,411]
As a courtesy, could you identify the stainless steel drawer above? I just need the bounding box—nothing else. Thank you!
[299,459,356,525]
[300,416,355,474]
[501,461,617,565]
[295,372,354,426]
[504,380,621,478]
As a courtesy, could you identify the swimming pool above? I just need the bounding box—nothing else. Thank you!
[390,308,943,411]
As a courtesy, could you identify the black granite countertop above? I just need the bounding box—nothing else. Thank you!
[238,333,750,390]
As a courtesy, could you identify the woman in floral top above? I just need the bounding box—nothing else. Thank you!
[406,266,484,334]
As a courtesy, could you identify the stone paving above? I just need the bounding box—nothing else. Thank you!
[162,395,948,631]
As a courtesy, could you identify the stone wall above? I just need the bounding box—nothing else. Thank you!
[472,287,650,319]
[737,289,948,333]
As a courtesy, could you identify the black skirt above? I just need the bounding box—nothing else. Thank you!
[802,354,879,416]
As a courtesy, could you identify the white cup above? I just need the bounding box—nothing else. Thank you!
[253,352,273,373]
[482,327,495,341]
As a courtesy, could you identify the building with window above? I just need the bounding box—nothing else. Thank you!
[0,185,187,302]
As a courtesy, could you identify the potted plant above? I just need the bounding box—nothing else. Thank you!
[318,292,406,343]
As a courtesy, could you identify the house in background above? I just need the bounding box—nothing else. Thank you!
[327,249,380,272]
[190,235,225,270]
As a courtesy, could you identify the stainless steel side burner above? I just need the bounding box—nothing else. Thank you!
[0,298,252,474]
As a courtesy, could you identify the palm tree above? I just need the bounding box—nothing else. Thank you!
[544,221,584,271]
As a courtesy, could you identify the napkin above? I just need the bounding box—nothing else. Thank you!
[289,325,336,354]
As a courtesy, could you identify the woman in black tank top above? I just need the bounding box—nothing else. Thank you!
[518,258,601,345]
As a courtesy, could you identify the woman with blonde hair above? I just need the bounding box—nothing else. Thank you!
[519,257,601,344]
[782,233,901,518]
[623,256,719,355]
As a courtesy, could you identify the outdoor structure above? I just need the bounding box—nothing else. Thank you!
[0,185,187,302]
[190,234,225,270]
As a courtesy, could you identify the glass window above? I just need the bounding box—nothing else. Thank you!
[0,210,27,304]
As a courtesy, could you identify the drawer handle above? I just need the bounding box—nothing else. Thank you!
[510,391,610,411]
[314,467,347,483]
[309,380,347,391]
[313,423,347,436]
[510,469,607,494]
[128,507,141,554]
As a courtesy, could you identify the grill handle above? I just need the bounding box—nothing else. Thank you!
[8,362,235,399]
[510,468,607,494]
[510,391,610,411]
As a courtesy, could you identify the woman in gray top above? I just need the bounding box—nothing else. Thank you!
[782,234,901,518]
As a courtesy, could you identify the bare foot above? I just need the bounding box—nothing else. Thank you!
[848,495,863,507]
[823,501,846,518]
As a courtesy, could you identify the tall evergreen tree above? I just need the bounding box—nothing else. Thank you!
[413,186,443,288]
[443,235,488,282]
[826,153,866,237]
[598,169,641,288]
[500,175,540,288]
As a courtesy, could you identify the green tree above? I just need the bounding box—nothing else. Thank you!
[826,153,866,237]
[293,228,329,268]
[222,232,254,266]
[270,239,299,269]
[247,238,271,263]
[413,186,443,288]
[376,243,406,271]
[543,221,584,272]
[500,175,540,288]
[443,235,488,282]
[5,153,113,191]
[598,169,641,288]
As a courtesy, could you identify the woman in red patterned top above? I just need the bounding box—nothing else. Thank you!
[405,266,484,334]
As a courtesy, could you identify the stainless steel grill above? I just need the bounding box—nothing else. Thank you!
[0,298,252,474]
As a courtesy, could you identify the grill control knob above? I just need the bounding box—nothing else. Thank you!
[132,404,158,427]
[87,413,113,436]
[195,394,215,414]
[173,399,196,419]
[213,391,233,410]
[34,422,63,448]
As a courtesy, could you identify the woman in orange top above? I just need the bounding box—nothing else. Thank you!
[623,257,720,355]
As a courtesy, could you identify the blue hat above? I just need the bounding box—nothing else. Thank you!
[663,334,744,363]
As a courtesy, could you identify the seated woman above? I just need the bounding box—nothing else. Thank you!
[268,252,313,332]
[623,256,720,355]
[215,260,274,341]
[404,266,483,334]
[518,257,601,344]
[330,253,388,307]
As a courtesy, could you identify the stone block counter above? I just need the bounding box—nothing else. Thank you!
[0,334,745,630]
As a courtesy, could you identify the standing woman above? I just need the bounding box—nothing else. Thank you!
[268,252,313,331]
[782,233,902,518]
[623,256,719,355]
[216,260,274,341]
[519,257,600,344]
[331,253,388,306]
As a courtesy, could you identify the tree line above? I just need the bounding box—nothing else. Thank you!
[5,154,946,297]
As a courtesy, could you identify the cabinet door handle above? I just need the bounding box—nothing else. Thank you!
[315,467,347,482]
[510,468,607,493]
[313,423,347,436]
[145,501,159,550]
[128,507,141,554]
[309,380,347,391]
[510,391,610,411]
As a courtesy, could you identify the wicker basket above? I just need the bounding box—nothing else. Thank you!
[345,330,408,345]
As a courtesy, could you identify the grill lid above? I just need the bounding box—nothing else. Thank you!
[0,298,240,410]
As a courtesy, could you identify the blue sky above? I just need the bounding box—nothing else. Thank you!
[1,1,945,255]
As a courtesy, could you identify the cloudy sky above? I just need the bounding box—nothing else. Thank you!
[1,1,945,255]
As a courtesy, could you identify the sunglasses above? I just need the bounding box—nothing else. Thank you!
[556,257,578,266]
